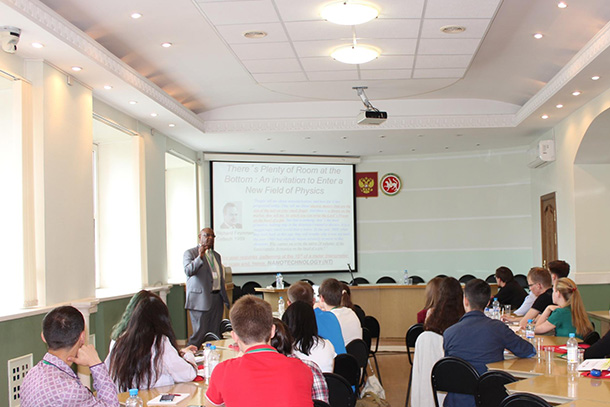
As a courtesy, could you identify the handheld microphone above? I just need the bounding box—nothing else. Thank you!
[347,263,358,286]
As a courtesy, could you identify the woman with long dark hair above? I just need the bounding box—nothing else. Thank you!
[282,301,336,372]
[425,277,465,334]
[105,291,197,391]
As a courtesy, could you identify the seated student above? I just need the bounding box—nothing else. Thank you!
[444,279,535,407]
[318,278,362,345]
[341,283,365,326]
[271,318,329,403]
[106,291,197,391]
[283,301,336,372]
[411,277,464,407]
[21,306,119,407]
[288,281,346,354]
[584,329,610,359]
[535,278,593,338]
[205,295,313,407]
[494,266,527,309]
[548,259,570,283]
[516,267,554,329]
[109,290,149,341]
[417,276,444,324]
[513,290,537,316]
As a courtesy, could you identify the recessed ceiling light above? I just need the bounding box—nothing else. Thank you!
[131,12,142,19]
[345,150,350,153]
[556,104,563,108]
[150,113,158,117]
[71,66,82,72]
[440,25,466,34]
[378,150,383,153]
[243,31,267,39]
[379,135,385,138]
[418,134,424,137]
[129,100,137,105]
[32,42,44,48]
[572,91,581,96]
[321,1,379,25]
[541,114,549,119]
[445,146,449,149]
[557,2,567,9]
[312,150,317,153]
[266,138,272,141]
[280,149,286,152]
[533,33,543,39]
[304,136,311,140]
[456,134,463,137]
[161,42,172,48]
[103,85,113,90]
[331,45,379,64]
[411,148,416,152]
[476,143,481,146]
[592,75,600,80]
[168,123,175,127]
[342,136,348,139]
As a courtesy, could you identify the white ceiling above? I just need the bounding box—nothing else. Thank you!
[3,0,610,157]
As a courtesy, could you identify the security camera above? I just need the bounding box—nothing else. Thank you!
[1,26,21,54]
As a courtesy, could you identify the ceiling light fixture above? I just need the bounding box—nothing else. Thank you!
[168,123,175,127]
[161,42,172,48]
[71,66,82,72]
[332,44,379,64]
[321,1,379,25]
[32,42,44,48]
[440,25,466,34]
[243,31,267,39]
[150,113,158,117]
[129,100,137,105]
[557,2,567,9]
[556,104,563,108]
[533,33,543,39]
[572,91,581,96]
[591,75,600,80]
[131,12,142,19]
[541,114,549,119]
[103,85,113,90]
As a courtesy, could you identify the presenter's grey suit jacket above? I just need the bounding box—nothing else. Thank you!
[183,247,229,311]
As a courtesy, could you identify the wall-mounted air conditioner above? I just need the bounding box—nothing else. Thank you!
[527,140,555,168]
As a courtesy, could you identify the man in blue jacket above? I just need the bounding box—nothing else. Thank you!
[443,279,535,407]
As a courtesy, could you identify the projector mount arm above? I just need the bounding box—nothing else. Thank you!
[353,86,379,112]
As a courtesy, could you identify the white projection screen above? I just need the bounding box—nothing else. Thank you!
[211,160,357,275]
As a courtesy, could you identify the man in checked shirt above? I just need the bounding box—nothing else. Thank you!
[21,306,118,407]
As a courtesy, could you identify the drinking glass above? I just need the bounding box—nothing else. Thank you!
[502,304,511,316]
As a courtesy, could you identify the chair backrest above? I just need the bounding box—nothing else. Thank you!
[220,319,232,333]
[353,304,366,327]
[485,274,497,283]
[353,277,370,284]
[241,281,262,295]
[271,280,291,287]
[362,327,372,353]
[499,393,552,407]
[405,323,424,365]
[475,370,517,407]
[411,275,425,284]
[363,315,380,353]
[459,274,476,284]
[313,400,332,407]
[324,372,356,407]
[300,278,315,286]
[434,274,447,279]
[431,357,480,407]
[583,330,601,345]
[202,332,220,342]
[514,274,528,290]
[231,285,243,303]
[333,353,360,387]
[346,339,369,370]
[376,276,396,284]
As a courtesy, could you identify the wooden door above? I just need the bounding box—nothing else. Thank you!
[540,192,558,266]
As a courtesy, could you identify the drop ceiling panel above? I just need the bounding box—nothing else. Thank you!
[231,42,295,60]
[252,72,308,83]
[356,19,421,39]
[424,0,503,19]
[197,0,279,25]
[300,57,357,71]
[367,39,418,55]
[242,58,302,73]
[413,68,466,78]
[216,23,288,43]
[415,55,473,69]
[284,21,353,41]
[360,69,413,80]
[293,40,351,58]
[420,18,491,39]
[359,56,415,70]
[273,0,326,22]
[308,71,359,81]
[377,0,426,19]
[418,38,481,55]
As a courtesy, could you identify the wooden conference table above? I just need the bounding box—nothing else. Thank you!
[487,335,610,405]
[118,339,239,406]
[256,284,497,339]
[587,310,610,336]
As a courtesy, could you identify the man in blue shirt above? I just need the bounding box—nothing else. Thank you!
[287,281,346,354]
[443,279,535,407]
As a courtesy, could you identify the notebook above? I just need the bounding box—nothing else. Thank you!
[147,393,190,406]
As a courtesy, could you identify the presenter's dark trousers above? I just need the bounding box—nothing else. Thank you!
[188,291,223,347]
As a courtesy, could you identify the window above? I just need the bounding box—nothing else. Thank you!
[165,152,198,282]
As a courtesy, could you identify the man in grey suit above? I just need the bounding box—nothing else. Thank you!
[184,227,229,347]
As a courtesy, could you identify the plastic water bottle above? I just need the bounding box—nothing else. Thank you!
[525,319,535,342]
[125,388,143,407]
[206,345,220,384]
[492,297,500,319]
[278,296,285,317]
[566,333,579,370]
[276,273,284,289]
[403,269,409,284]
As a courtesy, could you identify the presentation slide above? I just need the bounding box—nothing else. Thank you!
[211,161,356,274]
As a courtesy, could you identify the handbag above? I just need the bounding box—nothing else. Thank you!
[357,360,389,405]
[356,391,391,407]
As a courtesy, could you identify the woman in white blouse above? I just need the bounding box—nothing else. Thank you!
[105,290,197,391]
[283,301,336,373]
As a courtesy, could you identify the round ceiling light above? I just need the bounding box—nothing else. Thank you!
[243,31,268,39]
[321,1,379,25]
[331,44,379,64]
[440,25,466,34]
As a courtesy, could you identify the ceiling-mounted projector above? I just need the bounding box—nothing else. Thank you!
[353,86,387,125]
[357,110,387,125]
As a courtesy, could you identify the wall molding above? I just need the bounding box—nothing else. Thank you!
[574,271,610,285]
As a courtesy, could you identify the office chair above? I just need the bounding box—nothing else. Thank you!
[353,277,370,284]
[583,330,601,345]
[405,323,424,406]
[431,357,480,407]
[300,278,315,285]
[485,274,497,283]
[220,319,232,333]
[459,274,476,284]
[324,372,356,407]
[376,276,396,284]
[346,338,369,388]
[475,370,517,407]
[499,393,552,407]
[363,315,382,384]
[333,353,360,389]
[514,274,528,290]
[202,332,220,343]
[241,281,262,297]
[410,275,425,284]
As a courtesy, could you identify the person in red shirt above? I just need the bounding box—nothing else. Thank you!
[205,295,313,407]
